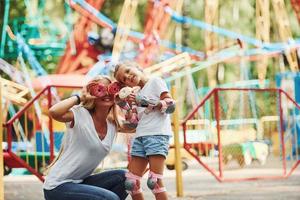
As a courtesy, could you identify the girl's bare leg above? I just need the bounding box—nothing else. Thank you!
[148,155,168,200]
[128,156,148,200]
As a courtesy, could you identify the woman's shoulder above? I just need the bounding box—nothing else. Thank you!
[71,105,90,117]
[72,105,87,111]
[107,120,117,129]
[107,120,117,136]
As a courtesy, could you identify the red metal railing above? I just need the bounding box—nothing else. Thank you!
[182,88,300,182]
[4,86,300,183]
[3,85,81,182]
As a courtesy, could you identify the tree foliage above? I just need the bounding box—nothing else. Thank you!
[0,0,299,79]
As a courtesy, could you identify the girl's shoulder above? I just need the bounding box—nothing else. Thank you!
[149,76,164,82]
[148,76,167,88]
[146,76,165,87]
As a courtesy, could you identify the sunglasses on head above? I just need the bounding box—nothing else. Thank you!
[87,81,121,97]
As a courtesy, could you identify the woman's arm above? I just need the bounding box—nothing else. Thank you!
[49,88,95,123]
[48,96,78,123]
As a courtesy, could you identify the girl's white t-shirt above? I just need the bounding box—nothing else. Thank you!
[43,106,116,190]
[135,77,173,137]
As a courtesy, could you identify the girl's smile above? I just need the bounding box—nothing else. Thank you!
[115,65,146,87]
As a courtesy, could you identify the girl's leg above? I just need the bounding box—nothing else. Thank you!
[149,155,168,200]
[128,156,148,200]
[82,169,128,200]
[43,182,119,200]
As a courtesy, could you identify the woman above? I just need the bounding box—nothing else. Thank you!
[43,75,131,200]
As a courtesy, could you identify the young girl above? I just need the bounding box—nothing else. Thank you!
[43,75,131,200]
[114,61,175,200]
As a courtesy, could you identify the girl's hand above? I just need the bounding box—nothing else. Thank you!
[127,93,137,103]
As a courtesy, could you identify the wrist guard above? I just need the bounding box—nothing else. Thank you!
[160,98,175,114]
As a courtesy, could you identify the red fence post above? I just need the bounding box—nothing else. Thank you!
[47,86,54,161]
[278,90,287,176]
[214,89,223,179]
[6,124,12,152]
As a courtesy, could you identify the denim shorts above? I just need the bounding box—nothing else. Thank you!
[131,135,171,158]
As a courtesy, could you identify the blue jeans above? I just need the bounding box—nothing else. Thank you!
[43,169,128,200]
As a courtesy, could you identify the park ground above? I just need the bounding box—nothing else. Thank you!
[4,159,300,200]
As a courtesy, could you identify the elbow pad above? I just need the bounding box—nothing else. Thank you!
[160,98,175,114]
[136,95,158,107]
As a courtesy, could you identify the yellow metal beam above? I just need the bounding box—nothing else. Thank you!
[271,0,299,71]
[144,52,191,76]
[0,77,29,106]
[171,86,183,197]
[112,0,138,61]
[164,0,184,52]
[205,0,219,87]
[256,0,270,81]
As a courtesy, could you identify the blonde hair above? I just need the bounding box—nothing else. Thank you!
[113,61,143,84]
[44,75,121,175]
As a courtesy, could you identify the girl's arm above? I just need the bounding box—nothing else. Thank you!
[154,91,172,109]
[118,123,136,133]
[160,91,172,100]
[157,91,175,114]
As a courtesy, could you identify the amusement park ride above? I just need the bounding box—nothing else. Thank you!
[1,0,300,192]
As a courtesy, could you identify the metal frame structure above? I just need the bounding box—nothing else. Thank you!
[182,88,300,182]
[3,85,81,182]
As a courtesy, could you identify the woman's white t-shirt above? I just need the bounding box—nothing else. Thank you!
[43,106,116,190]
[135,77,173,137]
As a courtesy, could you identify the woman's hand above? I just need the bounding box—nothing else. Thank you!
[80,87,96,104]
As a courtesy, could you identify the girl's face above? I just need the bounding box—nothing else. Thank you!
[115,65,142,87]
[92,79,115,107]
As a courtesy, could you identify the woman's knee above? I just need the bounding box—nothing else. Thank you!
[104,192,120,200]
[116,169,126,176]
[113,169,127,182]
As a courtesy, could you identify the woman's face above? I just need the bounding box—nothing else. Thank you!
[93,79,115,107]
[115,65,142,87]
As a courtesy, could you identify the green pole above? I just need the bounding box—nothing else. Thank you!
[0,0,10,58]
[0,78,4,200]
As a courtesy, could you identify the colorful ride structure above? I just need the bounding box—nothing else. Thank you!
[182,87,300,181]
[1,0,300,189]
[276,72,300,160]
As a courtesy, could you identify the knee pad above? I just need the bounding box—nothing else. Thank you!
[124,172,142,195]
[147,171,167,194]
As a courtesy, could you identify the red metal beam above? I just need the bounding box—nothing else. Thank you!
[136,0,173,67]
[8,152,44,182]
[291,0,300,24]
[181,87,300,182]
[57,0,105,74]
